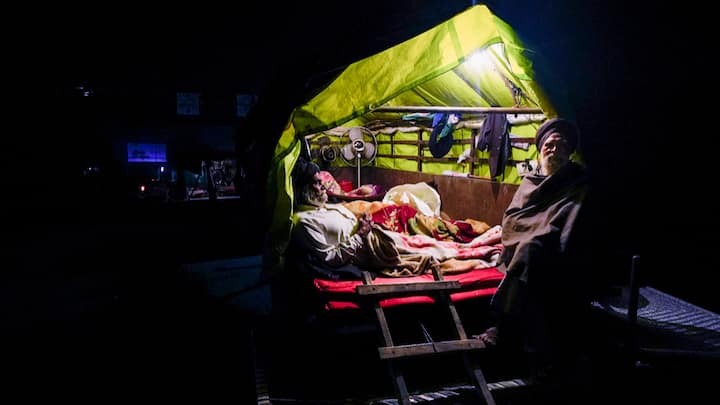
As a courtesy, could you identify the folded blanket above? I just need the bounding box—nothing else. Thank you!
[356,225,503,278]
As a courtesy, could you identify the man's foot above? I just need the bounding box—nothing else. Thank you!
[472,326,498,346]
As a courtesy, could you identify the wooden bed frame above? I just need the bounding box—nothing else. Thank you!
[266,166,519,404]
[356,267,496,404]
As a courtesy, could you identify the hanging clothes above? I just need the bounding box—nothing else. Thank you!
[429,113,460,158]
[478,113,510,179]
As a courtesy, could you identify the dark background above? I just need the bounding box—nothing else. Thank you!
[7,0,715,318]
[2,0,715,399]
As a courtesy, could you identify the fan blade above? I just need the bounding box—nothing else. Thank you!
[363,143,375,159]
[348,127,364,142]
[341,143,355,161]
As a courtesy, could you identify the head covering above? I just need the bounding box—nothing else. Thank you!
[535,118,579,152]
[292,157,320,189]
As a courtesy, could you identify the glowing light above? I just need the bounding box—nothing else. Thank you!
[466,49,493,71]
[464,43,507,73]
[140,185,146,192]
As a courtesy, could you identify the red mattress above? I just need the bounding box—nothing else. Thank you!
[313,267,504,310]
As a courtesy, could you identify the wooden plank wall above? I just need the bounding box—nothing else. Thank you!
[329,167,518,226]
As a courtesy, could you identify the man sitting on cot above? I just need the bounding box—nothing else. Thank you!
[474,118,598,379]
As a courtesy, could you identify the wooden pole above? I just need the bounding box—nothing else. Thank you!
[372,106,543,114]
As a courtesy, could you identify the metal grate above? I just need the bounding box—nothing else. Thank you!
[593,286,720,351]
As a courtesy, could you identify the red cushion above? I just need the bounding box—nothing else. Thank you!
[313,267,504,310]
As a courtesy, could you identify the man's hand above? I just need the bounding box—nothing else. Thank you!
[356,212,373,237]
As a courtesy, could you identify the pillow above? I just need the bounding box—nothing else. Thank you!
[382,182,441,217]
[318,171,343,195]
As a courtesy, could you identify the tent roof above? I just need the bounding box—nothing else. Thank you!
[290,4,554,137]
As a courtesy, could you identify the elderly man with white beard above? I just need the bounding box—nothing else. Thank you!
[288,158,377,280]
[475,118,596,381]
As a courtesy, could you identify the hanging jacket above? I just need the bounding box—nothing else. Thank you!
[478,113,510,179]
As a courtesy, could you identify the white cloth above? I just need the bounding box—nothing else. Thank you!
[292,203,364,267]
[382,182,441,216]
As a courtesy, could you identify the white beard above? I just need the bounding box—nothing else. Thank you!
[301,186,327,207]
[540,154,568,176]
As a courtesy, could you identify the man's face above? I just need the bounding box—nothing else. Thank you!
[540,132,571,169]
[302,172,328,207]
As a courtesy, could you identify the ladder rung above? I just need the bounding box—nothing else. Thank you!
[378,339,486,359]
[356,280,462,298]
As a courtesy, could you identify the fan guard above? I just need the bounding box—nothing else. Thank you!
[339,127,377,188]
[308,135,338,164]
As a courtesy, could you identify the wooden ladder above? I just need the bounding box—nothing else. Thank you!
[358,268,496,405]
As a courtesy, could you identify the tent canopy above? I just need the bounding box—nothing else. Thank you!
[264,4,557,274]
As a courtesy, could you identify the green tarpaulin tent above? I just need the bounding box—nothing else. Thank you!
[265,4,557,275]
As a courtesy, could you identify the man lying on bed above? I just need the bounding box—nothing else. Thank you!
[288,157,502,280]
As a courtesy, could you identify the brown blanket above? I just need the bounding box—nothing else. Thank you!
[358,224,503,278]
[493,161,589,313]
